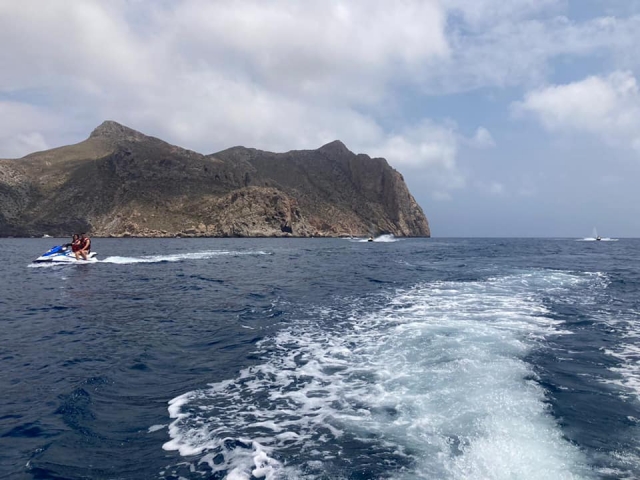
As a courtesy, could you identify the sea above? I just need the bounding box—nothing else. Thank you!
[1,236,640,480]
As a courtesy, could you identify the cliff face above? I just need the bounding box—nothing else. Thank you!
[0,121,430,238]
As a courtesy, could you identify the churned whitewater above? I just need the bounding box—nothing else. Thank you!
[2,238,640,479]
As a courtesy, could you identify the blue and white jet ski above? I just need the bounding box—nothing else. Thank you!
[34,245,98,263]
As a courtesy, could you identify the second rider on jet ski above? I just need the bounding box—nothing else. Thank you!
[62,233,90,261]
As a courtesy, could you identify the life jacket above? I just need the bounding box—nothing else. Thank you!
[71,239,81,252]
[81,237,91,252]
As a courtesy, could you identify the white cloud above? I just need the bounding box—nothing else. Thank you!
[419,8,640,93]
[517,187,536,197]
[368,121,458,169]
[517,183,537,197]
[0,1,450,104]
[363,120,467,196]
[445,0,563,28]
[432,191,453,201]
[478,181,506,196]
[165,1,450,79]
[513,71,640,150]
[0,102,65,158]
[5,133,49,158]
[468,127,496,148]
[0,2,152,93]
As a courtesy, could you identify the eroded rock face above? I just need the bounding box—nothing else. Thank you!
[0,121,430,238]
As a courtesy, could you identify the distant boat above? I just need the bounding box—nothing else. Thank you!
[42,234,51,238]
[579,227,617,242]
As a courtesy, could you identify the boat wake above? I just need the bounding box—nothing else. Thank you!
[29,250,270,267]
[578,228,618,241]
[163,270,596,479]
[101,250,270,264]
[577,238,619,242]
[348,234,399,243]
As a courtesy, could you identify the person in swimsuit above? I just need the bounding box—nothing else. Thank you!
[63,234,80,252]
[75,233,91,260]
[72,234,81,252]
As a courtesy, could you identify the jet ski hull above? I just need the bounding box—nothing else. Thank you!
[34,246,98,263]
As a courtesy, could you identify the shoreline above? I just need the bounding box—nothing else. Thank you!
[2,234,431,239]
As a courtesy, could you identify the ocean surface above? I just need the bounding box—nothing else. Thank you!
[1,236,640,480]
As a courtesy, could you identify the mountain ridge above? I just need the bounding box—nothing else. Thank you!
[0,121,430,238]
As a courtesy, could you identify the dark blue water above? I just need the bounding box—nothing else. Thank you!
[1,237,639,479]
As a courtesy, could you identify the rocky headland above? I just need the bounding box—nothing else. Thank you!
[0,121,430,238]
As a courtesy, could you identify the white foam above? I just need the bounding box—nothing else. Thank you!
[100,250,269,264]
[351,234,399,243]
[28,262,59,268]
[373,234,398,242]
[577,238,619,242]
[164,271,596,479]
[590,288,640,402]
[603,335,640,399]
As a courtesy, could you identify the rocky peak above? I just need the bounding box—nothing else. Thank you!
[318,140,352,157]
[90,121,147,143]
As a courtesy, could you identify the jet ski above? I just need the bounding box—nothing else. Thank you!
[34,245,98,263]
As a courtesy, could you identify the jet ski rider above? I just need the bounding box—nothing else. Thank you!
[75,233,91,261]
[62,234,80,252]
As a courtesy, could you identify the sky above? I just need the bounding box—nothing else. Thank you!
[1,0,640,237]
